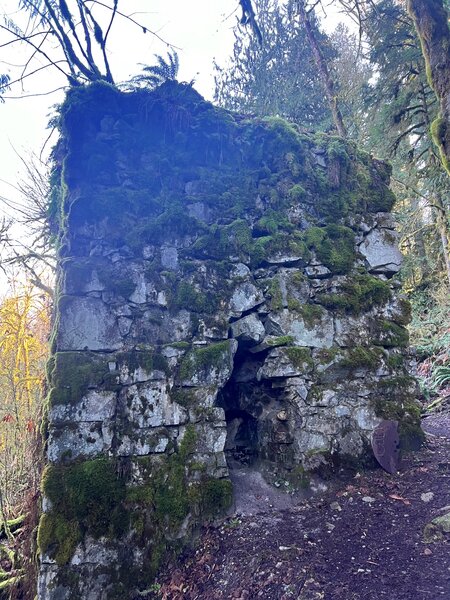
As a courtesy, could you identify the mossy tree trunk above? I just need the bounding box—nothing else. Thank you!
[407,0,450,175]
[435,191,450,287]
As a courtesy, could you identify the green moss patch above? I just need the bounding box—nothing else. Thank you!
[338,346,384,370]
[267,278,283,311]
[178,341,233,382]
[305,224,356,274]
[254,209,293,236]
[170,387,197,408]
[125,428,232,534]
[39,457,127,565]
[374,321,409,348]
[170,281,219,314]
[267,336,295,347]
[48,350,171,407]
[284,347,314,372]
[250,232,309,267]
[37,514,81,566]
[317,274,391,315]
[48,352,113,406]
[191,220,252,261]
[299,304,325,329]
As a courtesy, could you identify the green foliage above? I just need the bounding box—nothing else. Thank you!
[409,286,450,354]
[360,0,449,293]
[129,50,180,89]
[432,365,450,390]
[288,184,306,201]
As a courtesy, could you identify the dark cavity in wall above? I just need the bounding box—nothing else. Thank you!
[217,344,293,472]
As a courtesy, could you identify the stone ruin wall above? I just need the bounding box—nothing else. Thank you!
[38,82,422,599]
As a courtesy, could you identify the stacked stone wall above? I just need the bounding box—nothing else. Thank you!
[38,81,422,599]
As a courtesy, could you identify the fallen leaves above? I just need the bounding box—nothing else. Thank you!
[388,494,411,505]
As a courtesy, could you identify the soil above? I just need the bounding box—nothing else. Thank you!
[156,414,450,600]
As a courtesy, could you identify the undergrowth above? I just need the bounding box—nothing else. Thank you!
[408,284,450,412]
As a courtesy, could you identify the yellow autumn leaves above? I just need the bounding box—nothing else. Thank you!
[0,282,50,516]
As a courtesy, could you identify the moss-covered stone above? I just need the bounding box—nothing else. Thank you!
[267,335,295,347]
[267,278,283,311]
[37,513,81,566]
[284,347,314,371]
[250,232,309,267]
[423,511,450,543]
[305,224,356,274]
[178,340,233,382]
[254,209,293,236]
[338,346,384,370]
[170,281,219,314]
[374,321,409,348]
[48,352,112,406]
[317,274,391,314]
[315,347,340,365]
[39,457,127,564]
[298,304,325,329]
[44,80,411,595]
[126,427,229,530]
[170,387,197,408]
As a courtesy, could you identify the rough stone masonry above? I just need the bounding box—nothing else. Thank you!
[37,81,423,599]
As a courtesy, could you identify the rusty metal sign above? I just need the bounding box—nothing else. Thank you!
[372,420,400,474]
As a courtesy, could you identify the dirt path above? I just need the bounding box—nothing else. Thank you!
[154,416,450,600]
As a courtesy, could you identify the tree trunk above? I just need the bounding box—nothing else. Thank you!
[434,192,450,288]
[297,1,347,138]
[407,0,450,175]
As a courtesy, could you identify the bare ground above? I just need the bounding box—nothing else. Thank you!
[156,415,450,600]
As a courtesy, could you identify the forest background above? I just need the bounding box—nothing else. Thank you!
[0,1,448,597]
